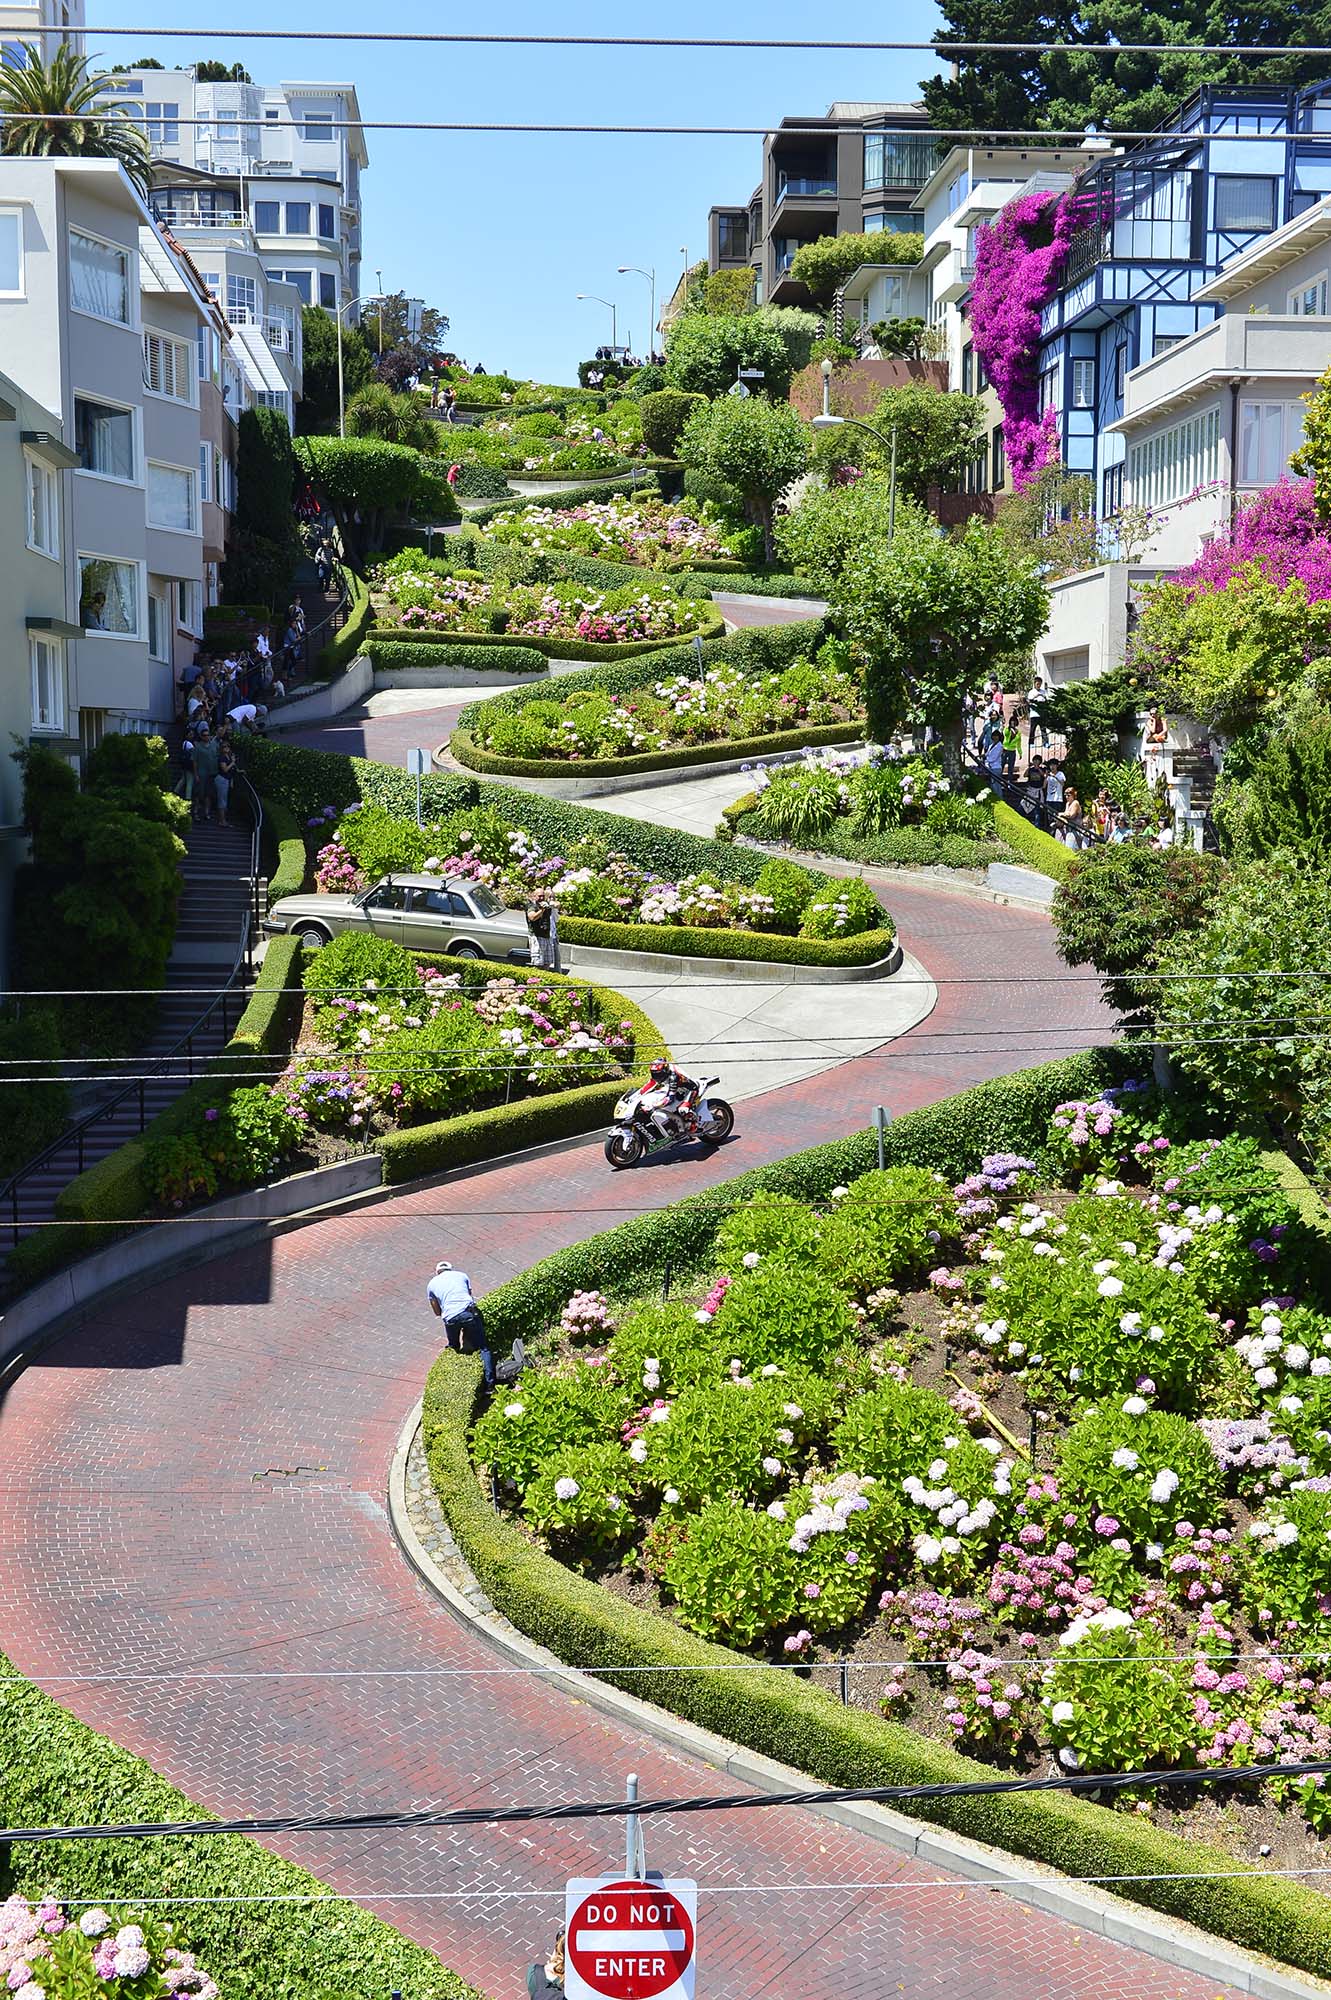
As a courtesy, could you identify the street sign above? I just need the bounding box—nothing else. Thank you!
[737,367,766,380]
[564,1876,697,2000]
[406,747,428,775]
[726,380,750,398]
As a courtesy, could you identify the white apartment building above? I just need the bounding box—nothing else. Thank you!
[0,0,82,61]
[100,70,367,312]
[0,158,213,740]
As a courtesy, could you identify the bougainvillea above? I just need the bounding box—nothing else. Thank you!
[1170,477,1331,603]
[970,191,1080,491]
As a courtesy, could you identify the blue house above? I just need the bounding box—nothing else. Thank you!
[1037,83,1331,518]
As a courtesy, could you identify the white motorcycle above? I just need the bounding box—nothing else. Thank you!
[604,1075,735,1170]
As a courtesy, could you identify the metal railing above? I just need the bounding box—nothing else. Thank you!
[0,784,264,1248]
[776,176,838,202]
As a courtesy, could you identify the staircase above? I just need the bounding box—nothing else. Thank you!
[1,812,260,1247]
[1169,745,1217,811]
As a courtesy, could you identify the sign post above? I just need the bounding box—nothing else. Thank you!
[873,1101,890,1171]
[406,745,427,829]
[563,1875,697,2000]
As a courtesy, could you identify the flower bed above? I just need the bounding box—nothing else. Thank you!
[423,1058,1331,1973]
[479,493,755,570]
[720,749,1015,873]
[309,799,893,959]
[2,1898,219,1999]
[465,642,862,765]
[369,550,719,649]
[139,933,646,1211]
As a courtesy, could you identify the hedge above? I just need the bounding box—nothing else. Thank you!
[263,794,308,903]
[374,954,666,1184]
[450,462,511,499]
[441,530,818,605]
[313,567,372,676]
[450,720,863,781]
[993,801,1075,883]
[367,639,546,676]
[558,912,896,968]
[421,1052,1331,1983]
[0,1648,480,2000]
[6,937,306,1293]
[463,471,663,527]
[370,607,726,663]
[723,798,1014,875]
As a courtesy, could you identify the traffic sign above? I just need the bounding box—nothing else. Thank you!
[737,367,766,379]
[564,1876,697,2000]
[406,747,428,775]
[726,380,750,398]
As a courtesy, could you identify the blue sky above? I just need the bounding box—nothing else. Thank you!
[88,0,946,382]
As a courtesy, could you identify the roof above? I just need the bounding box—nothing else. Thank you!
[840,261,928,300]
[1194,193,1331,302]
[231,320,289,396]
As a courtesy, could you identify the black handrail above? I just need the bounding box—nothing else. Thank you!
[1,783,265,1247]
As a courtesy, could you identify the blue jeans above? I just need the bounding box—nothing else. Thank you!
[447,1321,494,1388]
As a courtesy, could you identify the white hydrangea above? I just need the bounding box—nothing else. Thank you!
[1111,1447,1139,1471]
[1097,1276,1125,1298]
[554,1477,580,1501]
[504,1401,525,1418]
[1149,1468,1179,1504]
[663,1487,680,1505]
[1122,1395,1148,1416]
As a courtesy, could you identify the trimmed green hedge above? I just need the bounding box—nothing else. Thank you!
[371,607,726,662]
[263,795,308,904]
[375,954,665,1183]
[450,720,863,781]
[0,1648,480,2000]
[993,801,1075,883]
[368,639,546,676]
[315,567,372,676]
[559,912,896,967]
[463,471,663,527]
[7,937,306,1293]
[421,1053,1331,1983]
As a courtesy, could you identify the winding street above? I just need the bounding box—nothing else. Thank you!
[0,694,1243,2000]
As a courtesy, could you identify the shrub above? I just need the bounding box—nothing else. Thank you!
[713,1191,820,1270]
[712,1260,856,1372]
[662,1503,799,1645]
[0,1009,68,1181]
[638,1383,797,1509]
[1053,844,1227,1020]
[664,312,797,401]
[608,1298,730,1391]
[303,929,417,1019]
[790,230,922,305]
[817,1166,959,1290]
[1245,1488,1331,1627]
[1058,1404,1223,1552]
[235,403,297,546]
[1042,1619,1197,1773]
[369,639,545,675]
[640,389,707,456]
[471,1364,630,1487]
[799,877,884,940]
[523,1442,638,1564]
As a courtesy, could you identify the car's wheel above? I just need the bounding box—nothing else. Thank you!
[449,940,484,960]
[605,1129,645,1170]
[292,922,331,948]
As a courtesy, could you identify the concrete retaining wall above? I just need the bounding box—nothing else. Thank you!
[267,658,373,729]
[439,735,861,800]
[562,937,903,987]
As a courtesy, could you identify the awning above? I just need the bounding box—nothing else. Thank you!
[21,429,77,468]
[26,614,83,639]
[232,321,289,398]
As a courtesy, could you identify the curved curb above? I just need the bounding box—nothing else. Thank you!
[388,1403,1327,2000]
[560,936,903,988]
[435,735,863,800]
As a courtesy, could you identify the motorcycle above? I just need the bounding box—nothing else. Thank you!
[604,1075,735,1170]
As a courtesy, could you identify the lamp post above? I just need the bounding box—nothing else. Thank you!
[814,354,897,537]
[336,290,387,439]
[617,264,656,355]
[576,291,617,352]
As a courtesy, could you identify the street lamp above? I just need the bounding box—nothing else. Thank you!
[576,292,617,351]
[617,265,656,354]
[814,354,898,537]
[335,290,387,439]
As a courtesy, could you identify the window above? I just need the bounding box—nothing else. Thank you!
[962,346,974,396]
[0,207,22,294]
[147,462,197,533]
[975,350,989,393]
[143,330,193,401]
[29,634,64,733]
[304,111,334,142]
[70,230,131,324]
[1279,274,1319,316]
[176,579,203,636]
[146,100,179,143]
[1152,333,1183,357]
[265,107,280,122]
[24,453,59,559]
[1115,342,1128,397]
[319,270,336,309]
[1102,462,1125,518]
[1215,175,1278,233]
[1071,358,1095,408]
[318,203,336,239]
[863,130,938,192]
[1239,399,1308,484]
[965,448,987,495]
[147,589,171,662]
[79,555,140,637]
[226,273,257,321]
[717,214,746,259]
[199,270,221,298]
[216,119,238,141]
[284,202,310,235]
[74,396,135,481]
[991,426,1006,490]
[1038,361,1058,415]
[1126,404,1221,509]
[199,443,211,503]
[252,200,280,233]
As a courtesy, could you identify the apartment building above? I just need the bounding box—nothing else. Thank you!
[99,70,367,313]
[707,103,936,307]
[0,0,82,61]
[0,158,214,742]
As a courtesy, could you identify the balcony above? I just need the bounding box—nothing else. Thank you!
[150,203,245,232]
[773,173,839,228]
[776,175,837,201]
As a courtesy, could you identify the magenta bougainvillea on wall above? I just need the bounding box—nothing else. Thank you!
[970,191,1080,492]
[1172,477,1331,603]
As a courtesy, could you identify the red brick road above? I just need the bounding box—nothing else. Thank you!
[0,884,1244,2000]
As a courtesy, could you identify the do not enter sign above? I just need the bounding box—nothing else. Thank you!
[563,1875,697,2000]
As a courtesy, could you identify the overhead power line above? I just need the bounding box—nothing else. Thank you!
[5,1753,1331,1846]
[68,26,1331,55]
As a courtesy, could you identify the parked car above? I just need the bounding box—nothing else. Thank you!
[264,873,530,959]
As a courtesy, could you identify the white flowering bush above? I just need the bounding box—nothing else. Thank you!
[1244,1487,1331,1629]
[1057,1404,1224,1554]
[471,1363,630,1487]
[0,1900,217,2000]
[1041,1612,1196,1773]
[523,1444,638,1563]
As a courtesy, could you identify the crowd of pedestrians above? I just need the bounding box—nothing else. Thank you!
[968,678,1175,851]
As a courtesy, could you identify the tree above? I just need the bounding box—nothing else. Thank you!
[346,382,440,453]
[664,312,797,400]
[827,384,987,504]
[1211,699,1331,863]
[922,0,1331,134]
[703,268,756,314]
[0,46,152,197]
[294,434,439,558]
[790,231,923,306]
[775,479,923,592]
[834,514,1047,774]
[1131,570,1331,735]
[1052,844,1226,1022]
[225,406,301,609]
[367,291,451,358]
[297,306,372,435]
[677,397,809,560]
[194,60,253,82]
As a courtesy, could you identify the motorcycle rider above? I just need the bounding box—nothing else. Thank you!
[639,1056,700,1142]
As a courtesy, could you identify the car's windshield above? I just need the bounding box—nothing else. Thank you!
[466,884,506,918]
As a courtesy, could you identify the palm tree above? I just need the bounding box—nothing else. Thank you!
[0,46,152,199]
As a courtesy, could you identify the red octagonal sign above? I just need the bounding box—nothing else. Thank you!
[563,1875,697,2000]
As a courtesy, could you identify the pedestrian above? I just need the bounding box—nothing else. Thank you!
[1001,716,1021,780]
[427,1260,494,1390]
[983,734,1004,782]
[1056,785,1084,848]
[192,724,220,824]
[527,1929,565,1998]
[173,732,196,807]
[526,894,561,972]
[1043,761,1067,826]
[1145,705,1168,749]
[215,730,236,828]
[1027,673,1052,750]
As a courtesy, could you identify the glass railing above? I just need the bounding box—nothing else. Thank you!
[776,176,837,202]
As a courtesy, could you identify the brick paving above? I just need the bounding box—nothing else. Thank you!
[0,884,1249,2000]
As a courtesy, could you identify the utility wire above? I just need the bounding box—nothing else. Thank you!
[4,971,1327,996]
[69,26,1331,55]
[5,1754,1331,1846]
